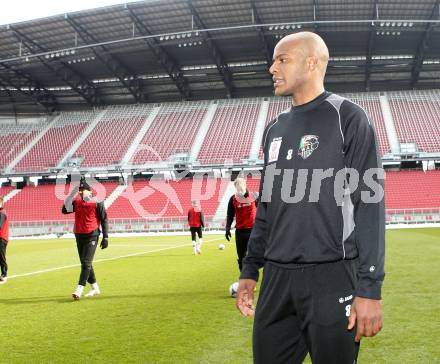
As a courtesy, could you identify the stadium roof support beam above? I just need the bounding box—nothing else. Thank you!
[0,64,58,112]
[4,87,18,120]
[125,5,191,100]
[410,0,440,88]
[313,0,319,31]
[365,0,379,91]
[8,25,101,107]
[64,14,146,103]
[186,0,234,98]
[250,1,273,69]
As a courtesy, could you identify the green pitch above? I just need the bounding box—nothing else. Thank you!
[0,229,439,363]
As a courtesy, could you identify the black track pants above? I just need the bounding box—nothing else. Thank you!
[235,228,252,271]
[0,239,7,277]
[76,235,98,286]
[190,227,202,241]
[253,260,360,364]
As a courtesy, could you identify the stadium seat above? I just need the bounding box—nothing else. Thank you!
[385,170,440,209]
[388,90,440,153]
[348,94,390,156]
[0,185,14,198]
[107,178,227,220]
[2,171,440,224]
[0,120,45,170]
[131,102,209,164]
[74,105,152,167]
[14,112,96,172]
[4,181,118,222]
[198,99,261,164]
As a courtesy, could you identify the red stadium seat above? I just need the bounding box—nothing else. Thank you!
[385,170,440,209]
[14,112,95,172]
[131,103,208,164]
[198,100,261,164]
[388,91,440,153]
[4,181,118,222]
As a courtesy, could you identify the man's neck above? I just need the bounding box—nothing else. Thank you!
[292,86,325,106]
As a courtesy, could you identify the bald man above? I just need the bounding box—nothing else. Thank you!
[236,32,385,364]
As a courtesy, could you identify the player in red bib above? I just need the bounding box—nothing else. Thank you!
[0,196,10,284]
[225,177,258,271]
[188,200,205,255]
[62,177,109,300]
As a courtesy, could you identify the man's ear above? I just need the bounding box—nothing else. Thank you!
[307,56,318,71]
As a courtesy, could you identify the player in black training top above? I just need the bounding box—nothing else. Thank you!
[236,32,385,364]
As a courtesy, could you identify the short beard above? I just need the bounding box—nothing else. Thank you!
[274,88,293,97]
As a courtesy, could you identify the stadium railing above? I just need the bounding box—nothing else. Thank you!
[9,216,227,237]
[386,208,440,224]
[9,208,440,237]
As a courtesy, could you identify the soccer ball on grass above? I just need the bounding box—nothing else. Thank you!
[229,282,239,298]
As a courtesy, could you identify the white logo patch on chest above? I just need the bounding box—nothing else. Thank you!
[268,137,282,163]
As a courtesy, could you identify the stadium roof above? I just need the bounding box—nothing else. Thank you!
[0,0,439,114]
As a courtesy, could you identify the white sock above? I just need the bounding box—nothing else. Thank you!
[91,282,99,291]
[76,285,85,294]
[198,239,203,249]
[192,241,197,254]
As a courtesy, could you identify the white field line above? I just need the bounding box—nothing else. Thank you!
[114,241,236,248]
[8,237,224,280]
[110,244,177,247]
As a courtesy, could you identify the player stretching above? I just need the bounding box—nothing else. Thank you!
[225,177,258,272]
[62,177,109,300]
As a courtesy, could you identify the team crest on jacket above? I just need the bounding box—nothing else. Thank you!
[298,135,319,159]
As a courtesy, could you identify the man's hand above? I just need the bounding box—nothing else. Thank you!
[348,297,383,342]
[225,228,231,241]
[236,279,257,317]
[100,238,108,250]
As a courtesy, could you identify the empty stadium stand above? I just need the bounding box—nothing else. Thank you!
[5,169,439,223]
[265,98,292,128]
[4,181,118,222]
[198,99,261,164]
[131,102,209,164]
[2,91,440,173]
[347,93,391,156]
[388,90,440,153]
[0,120,45,171]
[74,105,152,167]
[14,112,96,172]
[2,169,440,235]
[0,185,13,198]
[245,176,261,194]
[246,171,440,211]
[107,178,228,220]
[385,170,440,209]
